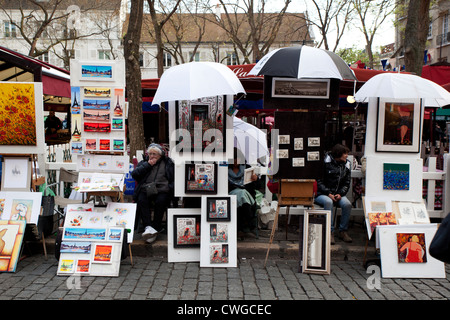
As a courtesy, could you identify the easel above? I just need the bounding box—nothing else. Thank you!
[264,179,315,267]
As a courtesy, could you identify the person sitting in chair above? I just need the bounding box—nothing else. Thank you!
[315,144,352,244]
[228,149,260,238]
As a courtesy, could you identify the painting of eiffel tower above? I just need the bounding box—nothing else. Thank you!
[71,87,81,114]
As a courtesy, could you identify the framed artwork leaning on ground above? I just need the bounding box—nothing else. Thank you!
[375,98,422,153]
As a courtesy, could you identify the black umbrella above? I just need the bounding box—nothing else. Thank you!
[248,46,356,81]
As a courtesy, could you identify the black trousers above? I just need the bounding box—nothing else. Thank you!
[136,191,171,232]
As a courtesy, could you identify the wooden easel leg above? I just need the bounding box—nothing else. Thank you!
[128,244,133,266]
[42,233,48,260]
[264,205,280,267]
[285,206,290,240]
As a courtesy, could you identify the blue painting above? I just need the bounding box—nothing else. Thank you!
[383,163,409,190]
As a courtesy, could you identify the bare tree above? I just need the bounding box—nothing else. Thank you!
[403,0,431,75]
[124,0,146,157]
[350,0,395,68]
[206,0,293,63]
[305,0,354,51]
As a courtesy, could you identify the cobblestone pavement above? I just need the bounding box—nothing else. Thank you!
[1,253,450,302]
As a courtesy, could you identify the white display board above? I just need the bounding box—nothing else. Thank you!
[167,208,201,263]
[378,224,445,278]
[200,195,237,268]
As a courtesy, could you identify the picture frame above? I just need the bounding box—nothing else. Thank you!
[185,162,217,194]
[175,96,226,153]
[0,157,32,191]
[375,98,422,153]
[92,244,114,264]
[206,197,231,222]
[271,78,330,99]
[173,214,201,248]
[80,64,114,81]
[243,167,255,185]
[301,209,331,275]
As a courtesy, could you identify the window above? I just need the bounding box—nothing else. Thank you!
[427,21,432,39]
[163,52,172,67]
[189,51,200,62]
[4,21,16,38]
[226,52,238,65]
[37,52,49,63]
[139,53,144,67]
[98,50,111,60]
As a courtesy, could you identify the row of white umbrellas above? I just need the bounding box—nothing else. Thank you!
[151,46,450,163]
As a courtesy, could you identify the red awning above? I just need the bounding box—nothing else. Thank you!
[422,65,450,85]
[42,74,70,98]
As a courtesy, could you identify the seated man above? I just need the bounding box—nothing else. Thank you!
[315,144,352,244]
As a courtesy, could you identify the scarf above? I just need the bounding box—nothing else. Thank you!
[228,164,245,186]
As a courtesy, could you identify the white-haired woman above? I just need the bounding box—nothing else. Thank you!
[132,143,174,243]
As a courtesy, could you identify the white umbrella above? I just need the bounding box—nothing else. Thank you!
[248,46,356,80]
[354,73,450,105]
[152,62,246,106]
[233,117,268,164]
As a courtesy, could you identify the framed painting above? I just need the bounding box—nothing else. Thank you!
[301,210,331,275]
[167,209,201,262]
[376,98,422,152]
[62,227,107,241]
[383,163,409,190]
[0,157,31,192]
[175,96,226,153]
[92,244,114,264]
[185,162,217,194]
[206,197,231,222]
[81,64,113,81]
[173,214,201,248]
[271,78,330,99]
[397,233,427,263]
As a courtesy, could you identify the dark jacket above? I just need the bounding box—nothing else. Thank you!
[131,155,174,201]
[316,153,351,197]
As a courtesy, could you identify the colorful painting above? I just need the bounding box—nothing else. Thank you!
[0,220,26,273]
[113,139,124,151]
[209,244,228,264]
[60,241,92,254]
[83,99,110,110]
[174,215,201,248]
[81,65,113,79]
[71,86,81,114]
[113,89,124,117]
[207,197,230,221]
[63,227,106,241]
[0,83,36,146]
[383,163,409,190]
[93,244,113,263]
[185,163,217,194]
[58,259,75,273]
[99,139,110,151]
[76,259,91,273]
[107,228,123,241]
[83,109,110,122]
[85,138,97,151]
[397,233,427,263]
[84,122,111,133]
[10,199,33,222]
[83,87,111,97]
[368,212,397,235]
[112,118,124,130]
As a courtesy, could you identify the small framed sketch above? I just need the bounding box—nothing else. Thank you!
[307,151,320,161]
[308,137,320,147]
[294,138,303,150]
[207,197,231,222]
[1,157,32,191]
[278,135,290,144]
[301,210,331,275]
[276,149,288,159]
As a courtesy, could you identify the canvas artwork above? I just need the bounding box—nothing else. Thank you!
[113,89,124,117]
[63,227,107,241]
[0,83,36,146]
[206,197,231,222]
[271,78,330,99]
[368,212,397,236]
[185,163,217,194]
[83,87,111,98]
[60,241,92,254]
[383,163,409,190]
[81,65,113,80]
[173,215,201,248]
[76,259,91,273]
[397,233,427,263]
[112,118,124,130]
[93,244,114,263]
[0,220,26,273]
[58,259,75,273]
[71,86,81,114]
[2,191,42,224]
[85,138,97,151]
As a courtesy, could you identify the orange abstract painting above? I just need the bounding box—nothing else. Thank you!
[0,83,36,146]
[0,220,26,272]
